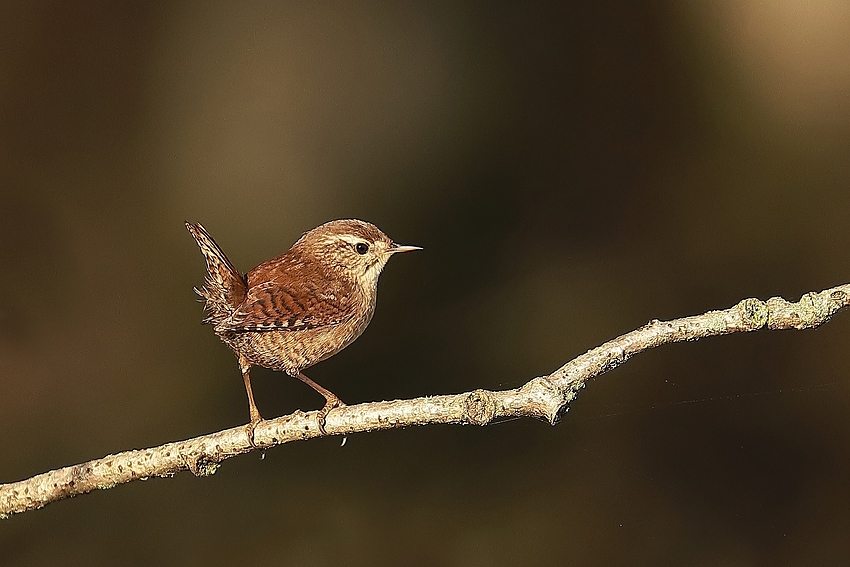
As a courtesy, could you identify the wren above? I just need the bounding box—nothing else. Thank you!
[186,219,420,440]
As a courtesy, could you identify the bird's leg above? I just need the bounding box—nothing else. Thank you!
[239,356,263,447]
[296,372,345,435]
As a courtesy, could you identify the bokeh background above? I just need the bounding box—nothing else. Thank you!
[2,1,850,565]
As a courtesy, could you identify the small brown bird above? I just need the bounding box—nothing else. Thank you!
[186,219,420,440]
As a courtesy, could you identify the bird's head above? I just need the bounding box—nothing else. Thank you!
[294,219,421,287]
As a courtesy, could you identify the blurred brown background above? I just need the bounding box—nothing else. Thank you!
[2,1,850,565]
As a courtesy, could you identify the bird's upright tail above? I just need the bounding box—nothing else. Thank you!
[185,222,247,326]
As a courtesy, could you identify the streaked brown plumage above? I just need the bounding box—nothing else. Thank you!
[186,219,420,439]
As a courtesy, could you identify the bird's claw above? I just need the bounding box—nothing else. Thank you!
[316,396,345,435]
[246,416,263,449]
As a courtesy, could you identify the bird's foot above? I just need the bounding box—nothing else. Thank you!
[316,395,345,435]
[246,413,264,449]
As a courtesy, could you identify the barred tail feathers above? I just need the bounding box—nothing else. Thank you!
[185,222,247,325]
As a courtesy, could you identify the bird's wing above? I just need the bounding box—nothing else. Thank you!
[218,273,356,333]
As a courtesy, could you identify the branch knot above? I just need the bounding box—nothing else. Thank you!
[463,389,497,426]
[184,453,221,477]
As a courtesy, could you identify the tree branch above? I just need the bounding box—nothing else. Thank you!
[2,283,848,518]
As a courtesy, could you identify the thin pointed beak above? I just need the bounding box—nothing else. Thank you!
[389,243,423,254]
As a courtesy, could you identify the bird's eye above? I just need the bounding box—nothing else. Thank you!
[355,242,369,255]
